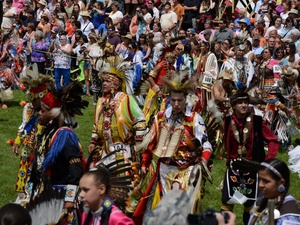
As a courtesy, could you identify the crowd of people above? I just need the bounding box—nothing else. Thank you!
[1,0,300,224]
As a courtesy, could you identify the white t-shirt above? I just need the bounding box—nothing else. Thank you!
[286,54,300,68]
[160,11,178,30]
[109,11,123,24]
[1,6,17,29]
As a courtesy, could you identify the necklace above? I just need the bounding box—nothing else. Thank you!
[231,114,253,157]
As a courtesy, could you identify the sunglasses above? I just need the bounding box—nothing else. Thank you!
[176,48,183,50]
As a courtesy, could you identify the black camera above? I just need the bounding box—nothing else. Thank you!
[137,13,143,21]
[187,209,229,225]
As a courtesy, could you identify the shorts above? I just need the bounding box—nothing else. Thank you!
[84,60,92,69]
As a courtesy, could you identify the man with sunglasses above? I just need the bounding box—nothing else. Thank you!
[213,18,234,43]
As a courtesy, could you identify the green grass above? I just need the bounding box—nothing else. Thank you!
[1,90,300,224]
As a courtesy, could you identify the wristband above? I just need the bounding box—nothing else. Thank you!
[152,85,160,93]
[65,185,79,202]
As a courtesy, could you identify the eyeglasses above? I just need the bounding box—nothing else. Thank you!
[219,22,224,25]
[60,38,66,40]
[136,10,140,12]
[277,51,283,54]
[128,46,133,49]
[179,32,185,34]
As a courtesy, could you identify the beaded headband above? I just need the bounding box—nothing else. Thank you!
[260,162,283,179]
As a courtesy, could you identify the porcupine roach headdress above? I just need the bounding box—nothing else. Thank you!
[101,54,132,94]
[161,69,196,95]
[86,149,135,211]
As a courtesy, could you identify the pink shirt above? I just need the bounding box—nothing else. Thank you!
[81,205,134,225]
[13,0,24,14]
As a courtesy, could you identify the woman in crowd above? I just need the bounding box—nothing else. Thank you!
[138,33,151,63]
[20,2,31,23]
[149,21,163,39]
[64,0,74,18]
[65,15,77,38]
[54,1,68,24]
[136,4,152,41]
[109,2,123,26]
[29,30,48,74]
[265,16,283,38]
[280,0,292,23]
[129,7,140,37]
[71,3,81,19]
[116,33,132,58]
[221,39,234,59]
[91,2,105,31]
[53,34,72,90]
[79,168,134,225]
[199,0,215,31]
[244,40,255,62]
[273,47,288,69]
[37,14,51,39]
[72,33,88,82]
[164,31,173,46]
[257,48,280,100]
[51,11,65,31]
[281,17,296,41]
[285,42,300,69]
[128,42,143,89]
[23,22,35,63]
[249,158,300,225]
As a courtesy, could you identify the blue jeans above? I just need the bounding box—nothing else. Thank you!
[54,68,70,90]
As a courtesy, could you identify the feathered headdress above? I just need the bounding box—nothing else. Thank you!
[102,55,132,94]
[234,30,249,45]
[217,68,234,81]
[87,149,134,211]
[161,69,196,95]
[19,63,55,99]
[41,83,89,128]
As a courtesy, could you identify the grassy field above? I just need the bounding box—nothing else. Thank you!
[0,90,299,223]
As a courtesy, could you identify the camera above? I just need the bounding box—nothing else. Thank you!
[137,13,144,21]
[187,209,229,225]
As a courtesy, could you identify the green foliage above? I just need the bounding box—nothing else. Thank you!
[0,90,299,224]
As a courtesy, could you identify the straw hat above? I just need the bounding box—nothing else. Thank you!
[288,9,299,17]
[38,0,47,6]
[121,33,133,41]
[282,67,299,77]
[80,11,91,18]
